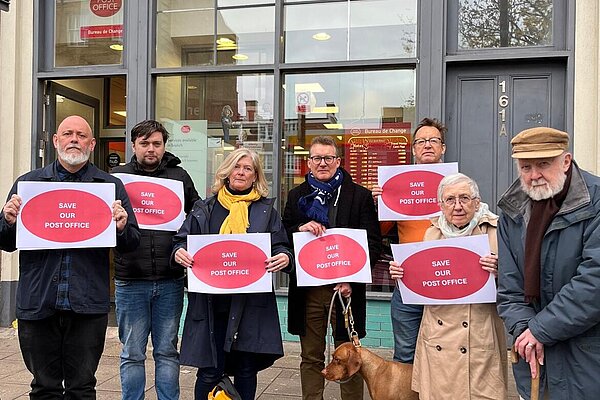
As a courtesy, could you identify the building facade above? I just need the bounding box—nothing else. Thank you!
[1,1,600,344]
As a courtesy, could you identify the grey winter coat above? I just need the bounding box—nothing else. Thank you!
[497,161,600,399]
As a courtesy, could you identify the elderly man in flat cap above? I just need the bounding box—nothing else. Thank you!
[497,127,600,400]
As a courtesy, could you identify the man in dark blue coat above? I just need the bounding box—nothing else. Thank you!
[0,115,140,399]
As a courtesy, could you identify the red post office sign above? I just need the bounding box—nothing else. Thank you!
[392,235,496,305]
[293,228,372,286]
[377,163,458,221]
[16,182,116,249]
[187,233,272,294]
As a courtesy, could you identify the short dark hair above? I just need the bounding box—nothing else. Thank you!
[310,136,339,156]
[414,117,447,142]
[130,120,169,143]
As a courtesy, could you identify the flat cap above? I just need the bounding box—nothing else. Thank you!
[511,127,569,159]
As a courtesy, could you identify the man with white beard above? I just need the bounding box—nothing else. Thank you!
[497,127,600,400]
[0,115,140,398]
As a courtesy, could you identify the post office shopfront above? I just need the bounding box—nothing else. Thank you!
[2,1,596,342]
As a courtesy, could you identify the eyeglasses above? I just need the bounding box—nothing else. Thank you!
[413,137,444,147]
[309,155,338,165]
[443,195,476,206]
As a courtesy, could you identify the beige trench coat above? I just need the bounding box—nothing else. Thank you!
[411,215,508,400]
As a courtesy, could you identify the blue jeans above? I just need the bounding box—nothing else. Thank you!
[115,278,184,400]
[391,286,424,363]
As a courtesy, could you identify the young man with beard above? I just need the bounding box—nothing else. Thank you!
[0,115,140,398]
[111,120,199,400]
[283,136,381,400]
[497,127,600,399]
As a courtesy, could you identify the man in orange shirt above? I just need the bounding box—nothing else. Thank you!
[372,117,447,363]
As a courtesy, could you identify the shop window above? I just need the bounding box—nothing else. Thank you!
[55,0,124,67]
[156,0,274,68]
[282,69,416,293]
[105,77,126,128]
[284,0,417,63]
[155,73,275,199]
[458,0,553,49]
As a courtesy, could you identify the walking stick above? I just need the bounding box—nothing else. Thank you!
[510,346,540,400]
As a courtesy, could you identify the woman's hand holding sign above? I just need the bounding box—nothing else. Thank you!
[174,248,194,268]
[479,253,498,278]
[265,253,290,273]
[389,260,404,280]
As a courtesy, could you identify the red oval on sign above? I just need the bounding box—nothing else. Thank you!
[381,171,443,216]
[89,0,122,18]
[20,189,112,243]
[125,182,182,226]
[192,240,267,289]
[402,246,488,300]
[297,234,367,280]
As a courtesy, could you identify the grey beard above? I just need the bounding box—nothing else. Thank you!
[57,147,91,166]
[520,172,567,201]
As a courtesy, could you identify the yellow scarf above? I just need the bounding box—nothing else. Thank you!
[217,186,262,234]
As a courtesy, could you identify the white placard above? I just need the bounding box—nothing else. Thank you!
[391,235,496,305]
[377,162,458,221]
[16,181,116,250]
[187,233,272,294]
[113,173,185,231]
[293,228,372,286]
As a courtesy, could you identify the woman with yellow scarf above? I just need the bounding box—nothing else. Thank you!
[172,148,292,400]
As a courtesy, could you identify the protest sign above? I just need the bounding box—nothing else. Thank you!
[113,173,185,231]
[16,182,115,249]
[391,235,496,305]
[187,233,272,294]
[293,228,372,286]
[377,162,458,220]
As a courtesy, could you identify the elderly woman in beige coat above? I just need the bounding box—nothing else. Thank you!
[390,173,507,400]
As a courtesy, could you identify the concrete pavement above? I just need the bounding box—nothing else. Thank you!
[0,326,519,399]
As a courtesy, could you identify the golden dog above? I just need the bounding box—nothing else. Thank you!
[322,342,419,400]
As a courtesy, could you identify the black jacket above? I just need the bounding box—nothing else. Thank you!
[0,161,140,319]
[282,168,381,339]
[173,196,293,371]
[111,152,200,280]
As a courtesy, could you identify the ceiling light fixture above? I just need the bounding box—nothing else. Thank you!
[109,43,124,51]
[217,37,235,45]
[312,32,331,41]
[232,53,248,61]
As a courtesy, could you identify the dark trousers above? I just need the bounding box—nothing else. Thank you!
[300,285,364,400]
[194,311,258,400]
[18,311,108,400]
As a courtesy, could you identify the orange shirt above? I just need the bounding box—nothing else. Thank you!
[396,219,432,243]
[379,219,432,243]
